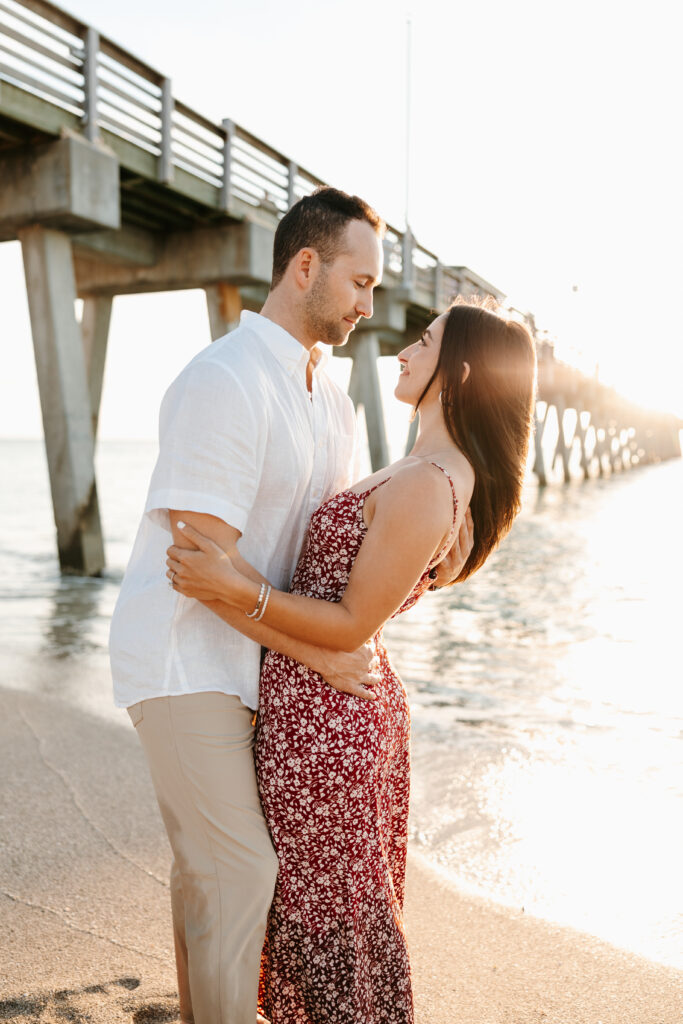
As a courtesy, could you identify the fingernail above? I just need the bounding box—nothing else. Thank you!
[177,521,186,529]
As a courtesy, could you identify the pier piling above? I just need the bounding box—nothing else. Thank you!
[19,225,105,575]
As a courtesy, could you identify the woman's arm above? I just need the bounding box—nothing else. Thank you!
[168,463,457,652]
[167,510,378,700]
[201,598,379,699]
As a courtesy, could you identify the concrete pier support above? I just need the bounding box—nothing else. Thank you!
[607,427,619,472]
[81,296,112,439]
[572,407,591,480]
[205,283,242,341]
[19,225,105,575]
[552,399,571,483]
[594,424,607,476]
[533,403,550,486]
[348,332,389,470]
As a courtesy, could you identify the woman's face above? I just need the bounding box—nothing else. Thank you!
[394,314,446,406]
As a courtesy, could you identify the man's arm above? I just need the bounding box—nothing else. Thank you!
[169,510,378,700]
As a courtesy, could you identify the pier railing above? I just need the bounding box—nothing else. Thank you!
[0,0,491,310]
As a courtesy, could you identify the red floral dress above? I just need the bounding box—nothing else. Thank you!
[255,466,458,1024]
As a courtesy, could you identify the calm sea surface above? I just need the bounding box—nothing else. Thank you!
[1,438,681,968]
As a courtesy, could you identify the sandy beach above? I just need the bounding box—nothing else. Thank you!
[1,684,681,1024]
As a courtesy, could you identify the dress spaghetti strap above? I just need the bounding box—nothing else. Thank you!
[428,462,459,560]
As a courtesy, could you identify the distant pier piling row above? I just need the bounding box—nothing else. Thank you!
[533,342,681,486]
[1,0,680,574]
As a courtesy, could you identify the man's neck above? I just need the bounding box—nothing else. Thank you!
[259,295,317,353]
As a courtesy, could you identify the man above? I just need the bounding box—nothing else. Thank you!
[110,187,472,1024]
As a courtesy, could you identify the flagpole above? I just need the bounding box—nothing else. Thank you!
[405,15,412,234]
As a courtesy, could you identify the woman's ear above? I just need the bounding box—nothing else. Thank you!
[462,361,471,384]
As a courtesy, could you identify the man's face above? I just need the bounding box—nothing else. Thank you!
[303,220,383,347]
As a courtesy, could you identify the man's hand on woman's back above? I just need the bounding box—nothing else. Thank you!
[430,507,474,589]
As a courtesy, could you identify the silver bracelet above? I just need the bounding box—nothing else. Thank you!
[245,582,266,619]
[254,584,272,622]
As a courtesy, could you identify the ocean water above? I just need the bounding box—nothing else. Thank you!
[1,438,681,968]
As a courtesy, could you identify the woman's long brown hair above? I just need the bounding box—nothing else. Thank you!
[415,299,537,582]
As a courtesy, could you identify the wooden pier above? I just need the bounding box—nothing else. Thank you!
[1,0,680,573]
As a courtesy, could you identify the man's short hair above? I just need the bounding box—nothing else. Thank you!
[271,186,385,288]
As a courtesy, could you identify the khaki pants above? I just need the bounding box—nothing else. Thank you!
[128,692,278,1024]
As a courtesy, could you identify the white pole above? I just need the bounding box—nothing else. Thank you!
[405,15,412,233]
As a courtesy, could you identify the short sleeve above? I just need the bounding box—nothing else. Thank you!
[145,358,266,534]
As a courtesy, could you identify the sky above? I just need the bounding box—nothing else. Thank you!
[1,0,681,439]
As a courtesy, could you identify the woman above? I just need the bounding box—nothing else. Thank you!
[167,300,536,1023]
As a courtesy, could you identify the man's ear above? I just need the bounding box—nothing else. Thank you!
[293,247,319,290]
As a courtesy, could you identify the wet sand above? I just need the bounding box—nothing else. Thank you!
[1,685,681,1023]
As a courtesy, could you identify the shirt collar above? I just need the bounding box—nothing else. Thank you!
[240,311,329,377]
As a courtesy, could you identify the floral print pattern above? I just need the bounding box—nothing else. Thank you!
[256,467,458,1024]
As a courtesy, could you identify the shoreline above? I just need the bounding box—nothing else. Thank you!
[405,855,683,1024]
[1,685,682,1023]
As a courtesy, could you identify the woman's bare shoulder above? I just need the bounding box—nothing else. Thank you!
[391,454,473,503]
[362,459,470,551]
[376,459,457,520]
[431,451,475,509]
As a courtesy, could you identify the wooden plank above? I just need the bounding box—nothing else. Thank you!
[172,140,221,178]
[98,35,162,87]
[173,117,221,153]
[97,73,159,115]
[98,89,160,133]
[232,145,288,191]
[99,109,160,150]
[0,56,82,106]
[121,179,216,223]
[13,0,85,39]
[0,0,80,47]
[234,122,325,187]
[117,206,164,232]
[0,19,81,69]
[121,192,191,230]
[98,49,159,98]
[175,98,224,137]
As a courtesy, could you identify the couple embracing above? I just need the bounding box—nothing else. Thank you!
[109,187,536,1023]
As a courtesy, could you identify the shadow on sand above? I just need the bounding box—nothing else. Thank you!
[0,977,179,1023]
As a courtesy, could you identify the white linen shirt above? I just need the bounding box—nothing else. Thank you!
[109,311,359,711]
